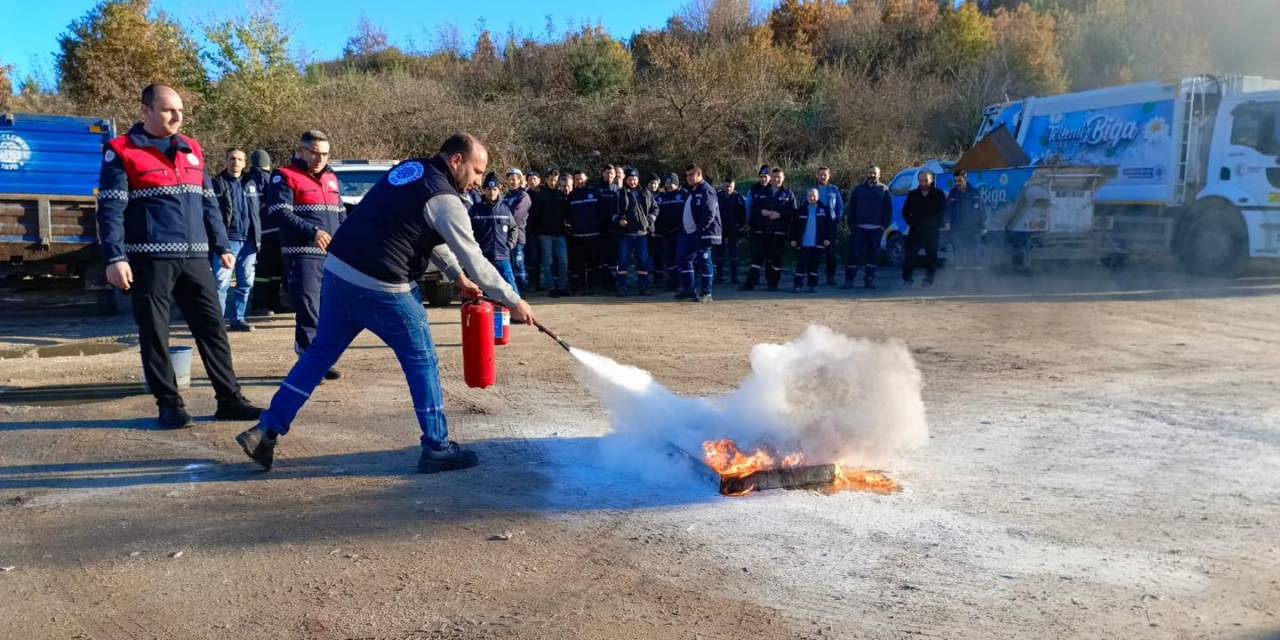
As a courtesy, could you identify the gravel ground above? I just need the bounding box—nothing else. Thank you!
[0,266,1277,639]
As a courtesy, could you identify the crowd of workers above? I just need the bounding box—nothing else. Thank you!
[431,161,985,303]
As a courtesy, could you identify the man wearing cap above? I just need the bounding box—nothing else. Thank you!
[210,147,261,331]
[265,130,345,379]
[236,133,536,474]
[715,178,746,285]
[97,84,262,428]
[675,165,721,302]
[613,166,658,296]
[247,149,284,315]
[470,173,520,291]
[653,173,687,290]
[502,168,531,292]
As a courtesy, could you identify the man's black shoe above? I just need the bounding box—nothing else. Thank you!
[324,368,342,381]
[157,403,194,430]
[214,395,263,421]
[228,322,256,332]
[673,291,694,300]
[236,425,277,471]
[737,283,754,291]
[418,441,480,473]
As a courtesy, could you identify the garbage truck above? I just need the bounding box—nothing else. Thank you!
[0,113,117,308]
[974,75,1280,273]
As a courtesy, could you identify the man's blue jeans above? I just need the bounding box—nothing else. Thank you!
[615,235,652,293]
[259,270,449,448]
[512,243,528,291]
[676,233,715,295]
[212,240,257,324]
[492,259,519,294]
[539,235,569,291]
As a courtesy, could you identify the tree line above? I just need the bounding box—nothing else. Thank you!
[2,0,1278,186]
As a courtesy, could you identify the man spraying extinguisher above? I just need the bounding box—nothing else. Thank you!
[236,133,536,475]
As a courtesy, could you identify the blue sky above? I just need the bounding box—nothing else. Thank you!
[1,0,688,87]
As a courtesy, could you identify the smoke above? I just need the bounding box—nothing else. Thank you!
[571,325,929,476]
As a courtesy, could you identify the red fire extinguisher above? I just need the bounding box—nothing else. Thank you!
[493,304,511,346]
[461,300,496,388]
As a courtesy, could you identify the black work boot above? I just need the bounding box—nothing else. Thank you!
[215,394,263,421]
[157,401,194,430]
[417,441,480,473]
[236,424,277,471]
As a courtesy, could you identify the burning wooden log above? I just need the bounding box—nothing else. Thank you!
[718,464,837,495]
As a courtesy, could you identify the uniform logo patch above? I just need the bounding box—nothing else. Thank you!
[187,153,200,167]
[388,161,424,186]
[246,184,256,194]
[0,133,32,171]
[104,149,116,163]
[272,175,283,184]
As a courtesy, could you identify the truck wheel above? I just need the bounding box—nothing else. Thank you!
[882,233,905,267]
[1179,204,1248,276]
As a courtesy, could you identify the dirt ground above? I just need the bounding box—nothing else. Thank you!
[0,265,1277,640]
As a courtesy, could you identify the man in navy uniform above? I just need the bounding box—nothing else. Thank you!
[236,133,536,474]
[675,165,721,303]
[843,165,893,290]
[652,174,687,290]
[97,84,261,428]
[265,130,345,379]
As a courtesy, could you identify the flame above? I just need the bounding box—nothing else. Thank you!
[829,466,901,495]
[702,439,776,479]
[702,439,901,496]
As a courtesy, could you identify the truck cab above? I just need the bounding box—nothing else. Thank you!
[1195,88,1280,267]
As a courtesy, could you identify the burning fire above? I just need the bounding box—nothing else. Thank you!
[702,439,900,496]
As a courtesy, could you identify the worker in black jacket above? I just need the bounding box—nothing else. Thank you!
[715,179,746,285]
[902,170,947,286]
[531,174,572,297]
[613,167,658,296]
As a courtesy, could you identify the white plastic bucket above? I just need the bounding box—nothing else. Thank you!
[144,346,193,392]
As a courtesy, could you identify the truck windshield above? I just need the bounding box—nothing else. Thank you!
[1230,101,1280,156]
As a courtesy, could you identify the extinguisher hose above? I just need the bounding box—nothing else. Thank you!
[474,296,572,353]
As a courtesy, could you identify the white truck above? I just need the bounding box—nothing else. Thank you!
[974,75,1280,273]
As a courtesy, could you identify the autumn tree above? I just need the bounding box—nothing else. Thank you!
[566,28,633,97]
[199,5,305,151]
[57,0,206,120]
